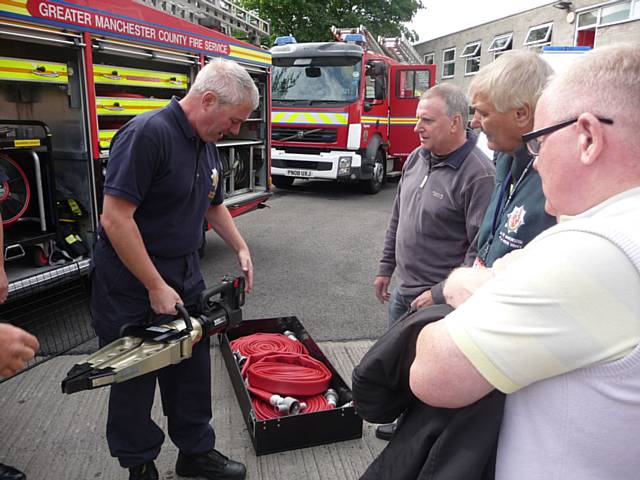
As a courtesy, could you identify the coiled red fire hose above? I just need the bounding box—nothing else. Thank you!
[230,333,335,420]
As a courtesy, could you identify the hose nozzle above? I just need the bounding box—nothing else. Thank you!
[324,388,338,408]
[269,394,302,415]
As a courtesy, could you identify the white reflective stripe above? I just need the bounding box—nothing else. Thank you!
[347,124,362,150]
[271,110,348,125]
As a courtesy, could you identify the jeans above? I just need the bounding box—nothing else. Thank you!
[388,288,419,328]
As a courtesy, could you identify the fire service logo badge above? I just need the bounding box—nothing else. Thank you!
[505,205,526,234]
[208,168,219,199]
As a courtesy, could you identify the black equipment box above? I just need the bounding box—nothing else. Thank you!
[219,316,363,455]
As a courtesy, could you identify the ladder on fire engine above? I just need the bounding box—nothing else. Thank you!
[331,26,423,65]
[330,25,386,56]
[378,37,423,64]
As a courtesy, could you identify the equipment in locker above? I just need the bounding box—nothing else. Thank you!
[0,120,58,266]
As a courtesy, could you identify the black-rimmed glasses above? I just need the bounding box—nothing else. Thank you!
[522,116,614,156]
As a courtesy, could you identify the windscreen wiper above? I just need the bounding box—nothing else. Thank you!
[61,276,245,394]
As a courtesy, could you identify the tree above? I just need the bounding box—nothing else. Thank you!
[239,0,423,45]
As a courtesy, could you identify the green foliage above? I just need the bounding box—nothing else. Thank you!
[239,0,423,45]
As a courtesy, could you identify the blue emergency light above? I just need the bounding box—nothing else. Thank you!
[343,33,366,43]
[274,35,297,46]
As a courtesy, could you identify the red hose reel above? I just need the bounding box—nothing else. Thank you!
[0,152,31,227]
[231,333,338,420]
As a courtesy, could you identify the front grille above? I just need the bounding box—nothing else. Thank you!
[272,159,332,171]
[272,127,337,143]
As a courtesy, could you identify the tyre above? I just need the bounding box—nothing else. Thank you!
[272,175,294,189]
[361,149,385,194]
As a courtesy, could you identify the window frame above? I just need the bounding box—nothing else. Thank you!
[423,52,435,65]
[488,33,513,52]
[460,41,481,76]
[442,47,456,79]
[523,22,553,46]
[573,0,640,47]
[460,41,481,58]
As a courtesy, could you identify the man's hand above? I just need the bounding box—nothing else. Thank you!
[374,276,391,304]
[148,283,183,315]
[410,289,434,309]
[0,323,39,378]
[443,266,494,308]
[237,248,253,293]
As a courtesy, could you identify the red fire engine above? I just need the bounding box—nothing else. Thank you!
[270,26,436,193]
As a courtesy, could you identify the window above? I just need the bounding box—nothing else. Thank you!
[423,53,434,65]
[488,33,512,59]
[524,22,553,47]
[442,47,455,78]
[460,41,481,76]
[601,1,631,24]
[574,1,639,48]
[397,69,431,98]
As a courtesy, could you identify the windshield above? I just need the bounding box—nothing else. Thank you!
[272,56,362,103]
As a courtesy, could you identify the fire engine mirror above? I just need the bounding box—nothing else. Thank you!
[305,66,321,78]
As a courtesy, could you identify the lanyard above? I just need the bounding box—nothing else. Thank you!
[490,157,534,235]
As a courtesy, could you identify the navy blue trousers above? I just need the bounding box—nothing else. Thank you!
[90,241,214,468]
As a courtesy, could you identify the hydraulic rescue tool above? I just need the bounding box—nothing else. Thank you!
[61,276,245,394]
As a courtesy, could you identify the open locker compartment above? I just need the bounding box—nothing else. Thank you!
[219,316,363,455]
[0,27,95,294]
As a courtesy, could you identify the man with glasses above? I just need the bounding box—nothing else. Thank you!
[410,43,640,479]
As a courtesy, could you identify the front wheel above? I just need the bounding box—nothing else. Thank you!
[361,150,385,194]
[272,175,294,189]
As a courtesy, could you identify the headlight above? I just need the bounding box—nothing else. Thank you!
[338,156,352,175]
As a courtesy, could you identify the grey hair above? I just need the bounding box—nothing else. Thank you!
[544,43,640,131]
[422,83,469,125]
[468,49,553,113]
[190,58,259,109]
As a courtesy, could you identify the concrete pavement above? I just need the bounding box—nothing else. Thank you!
[0,339,384,480]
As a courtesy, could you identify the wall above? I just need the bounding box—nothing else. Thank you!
[415,0,640,92]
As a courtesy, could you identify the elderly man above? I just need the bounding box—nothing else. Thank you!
[468,49,556,267]
[410,43,640,479]
[91,58,257,480]
[434,50,557,307]
[373,83,495,440]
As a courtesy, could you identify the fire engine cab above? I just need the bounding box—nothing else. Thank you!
[270,26,435,193]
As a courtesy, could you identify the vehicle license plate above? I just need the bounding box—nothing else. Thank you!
[287,169,313,177]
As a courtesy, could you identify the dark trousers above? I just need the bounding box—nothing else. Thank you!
[91,241,214,468]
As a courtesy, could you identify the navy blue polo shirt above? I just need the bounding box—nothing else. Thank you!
[101,97,223,258]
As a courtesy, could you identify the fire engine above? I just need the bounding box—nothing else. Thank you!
[0,0,272,300]
[270,26,435,193]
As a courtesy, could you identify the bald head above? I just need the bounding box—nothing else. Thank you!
[533,43,640,217]
[542,42,640,151]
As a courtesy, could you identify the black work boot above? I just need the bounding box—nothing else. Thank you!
[0,463,26,480]
[375,422,397,441]
[128,461,159,480]
[175,449,246,480]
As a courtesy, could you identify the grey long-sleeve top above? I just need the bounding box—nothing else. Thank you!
[377,131,495,302]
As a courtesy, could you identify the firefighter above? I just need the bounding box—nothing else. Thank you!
[91,58,256,480]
